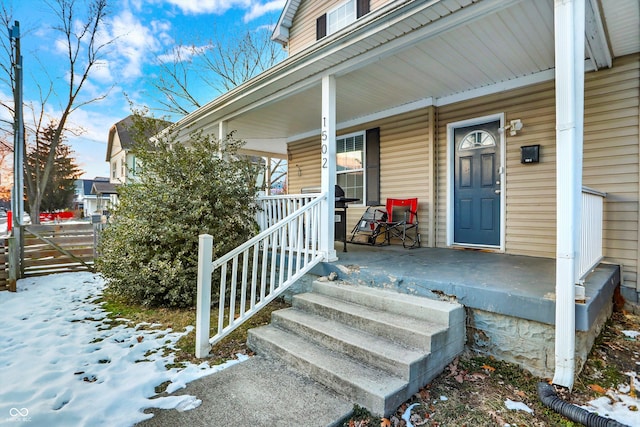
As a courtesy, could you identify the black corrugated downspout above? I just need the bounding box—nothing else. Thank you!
[537,383,629,427]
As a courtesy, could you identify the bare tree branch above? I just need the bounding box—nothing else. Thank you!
[1,0,114,222]
[150,24,285,116]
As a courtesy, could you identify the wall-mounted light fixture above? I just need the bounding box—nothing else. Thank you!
[501,119,523,136]
[296,164,301,176]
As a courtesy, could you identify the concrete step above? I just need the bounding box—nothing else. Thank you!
[312,280,464,326]
[271,307,428,380]
[247,323,409,416]
[247,280,465,417]
[291,291,447,352]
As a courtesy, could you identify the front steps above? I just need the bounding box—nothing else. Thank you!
[247,280,465,416]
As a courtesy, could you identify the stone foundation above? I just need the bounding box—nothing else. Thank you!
[466,301,613,379]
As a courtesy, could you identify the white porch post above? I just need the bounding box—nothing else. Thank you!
[321,75,337,261]
[195,234,213,358]
[553,0,585,389]
[218,121,228,158]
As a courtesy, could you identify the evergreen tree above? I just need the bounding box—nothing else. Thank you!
[25,122,82,213]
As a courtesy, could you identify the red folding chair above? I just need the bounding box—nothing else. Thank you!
[380,198,421,248]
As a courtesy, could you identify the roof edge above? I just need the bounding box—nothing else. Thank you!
[272,0,299,46]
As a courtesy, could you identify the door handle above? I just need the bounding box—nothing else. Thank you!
[495,189,501,194]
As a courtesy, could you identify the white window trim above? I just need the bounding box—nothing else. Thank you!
[336,130,366,206]
[327,0,357,36]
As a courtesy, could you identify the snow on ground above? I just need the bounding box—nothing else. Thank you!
[579,371,640,427]
[0,272,246,426]
[504,399,534,414]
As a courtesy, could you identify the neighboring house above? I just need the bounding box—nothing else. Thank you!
[167,0,638,393]
[91,179,118,215]
[106,115,171,186]
[73,177,114,217]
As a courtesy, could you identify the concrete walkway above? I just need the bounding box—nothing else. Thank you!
[137,356,353,427]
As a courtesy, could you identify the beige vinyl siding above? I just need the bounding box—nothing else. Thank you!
[288,0,327,54]
[583,54,639,291]
[287,137,321,194]
[436,53,639,293]
[288,0,392,55]
[436,81,558,258]
[378,110,431,242]
[287,108,433,244]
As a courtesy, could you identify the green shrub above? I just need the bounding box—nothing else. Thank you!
[96,115,259,308]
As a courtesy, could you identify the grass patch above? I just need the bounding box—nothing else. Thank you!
[100,290,289,365]
[176,298,290,365]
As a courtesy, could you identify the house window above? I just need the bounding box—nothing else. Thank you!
[120,158,125,177]
[112,162,116,179]
[336,132,365,201]
[130,155,137,176]
[459,130,496,150]
[317,0,370,40]
[328,0,356,35]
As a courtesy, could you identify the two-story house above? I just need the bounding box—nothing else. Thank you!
[162,0,638,407]
[106,115,171,185]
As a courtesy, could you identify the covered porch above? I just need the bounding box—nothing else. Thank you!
[188,0,639,389]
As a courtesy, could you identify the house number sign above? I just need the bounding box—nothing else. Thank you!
[321,116,328,168]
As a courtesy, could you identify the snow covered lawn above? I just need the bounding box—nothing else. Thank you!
[0,272,245,426]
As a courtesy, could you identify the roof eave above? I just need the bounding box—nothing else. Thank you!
[176,0,418,131]
[271,0,298,46]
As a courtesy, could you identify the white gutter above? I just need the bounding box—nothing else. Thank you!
[553,0,585,389]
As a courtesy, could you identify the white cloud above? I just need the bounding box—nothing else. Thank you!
[151,19,174,46]
[65,104,129,178]
[160,0,283,20]
[156,44,212,64]
[163,0,251,15]
[54,37,67,55]
[90,60,113,84]
[103,10,172,80]
[243,0,285,22]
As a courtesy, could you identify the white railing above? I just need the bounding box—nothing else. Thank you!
[195,193,326,358]
[255,193,321,232]
[578,187,606,281]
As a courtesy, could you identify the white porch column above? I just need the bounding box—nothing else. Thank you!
[321,75,337,261]
[218,121,228,158]
[553,0,585,389]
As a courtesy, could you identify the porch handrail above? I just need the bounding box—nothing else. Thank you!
[195,192,327,358]
[578,187,606,281]
[256,193,322,231]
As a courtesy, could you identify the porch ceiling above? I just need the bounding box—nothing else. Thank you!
[181,0,639,155]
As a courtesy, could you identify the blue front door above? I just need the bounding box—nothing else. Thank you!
[453,120,501,246]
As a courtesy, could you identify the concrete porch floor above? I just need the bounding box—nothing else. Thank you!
[309,243,621,332]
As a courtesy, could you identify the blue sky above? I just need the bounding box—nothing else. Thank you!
[2,0,285,179]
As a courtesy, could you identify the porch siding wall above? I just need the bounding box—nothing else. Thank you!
[287,109,433,244]
[435,54,640,296]
[377,110,431,238]
[583,54,640,295]
[288,0,390,55]
[436,81,558,258]
[287,136,322,193]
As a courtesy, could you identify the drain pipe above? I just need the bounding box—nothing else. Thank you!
[537,383,628,427]
[552,0,584,389]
